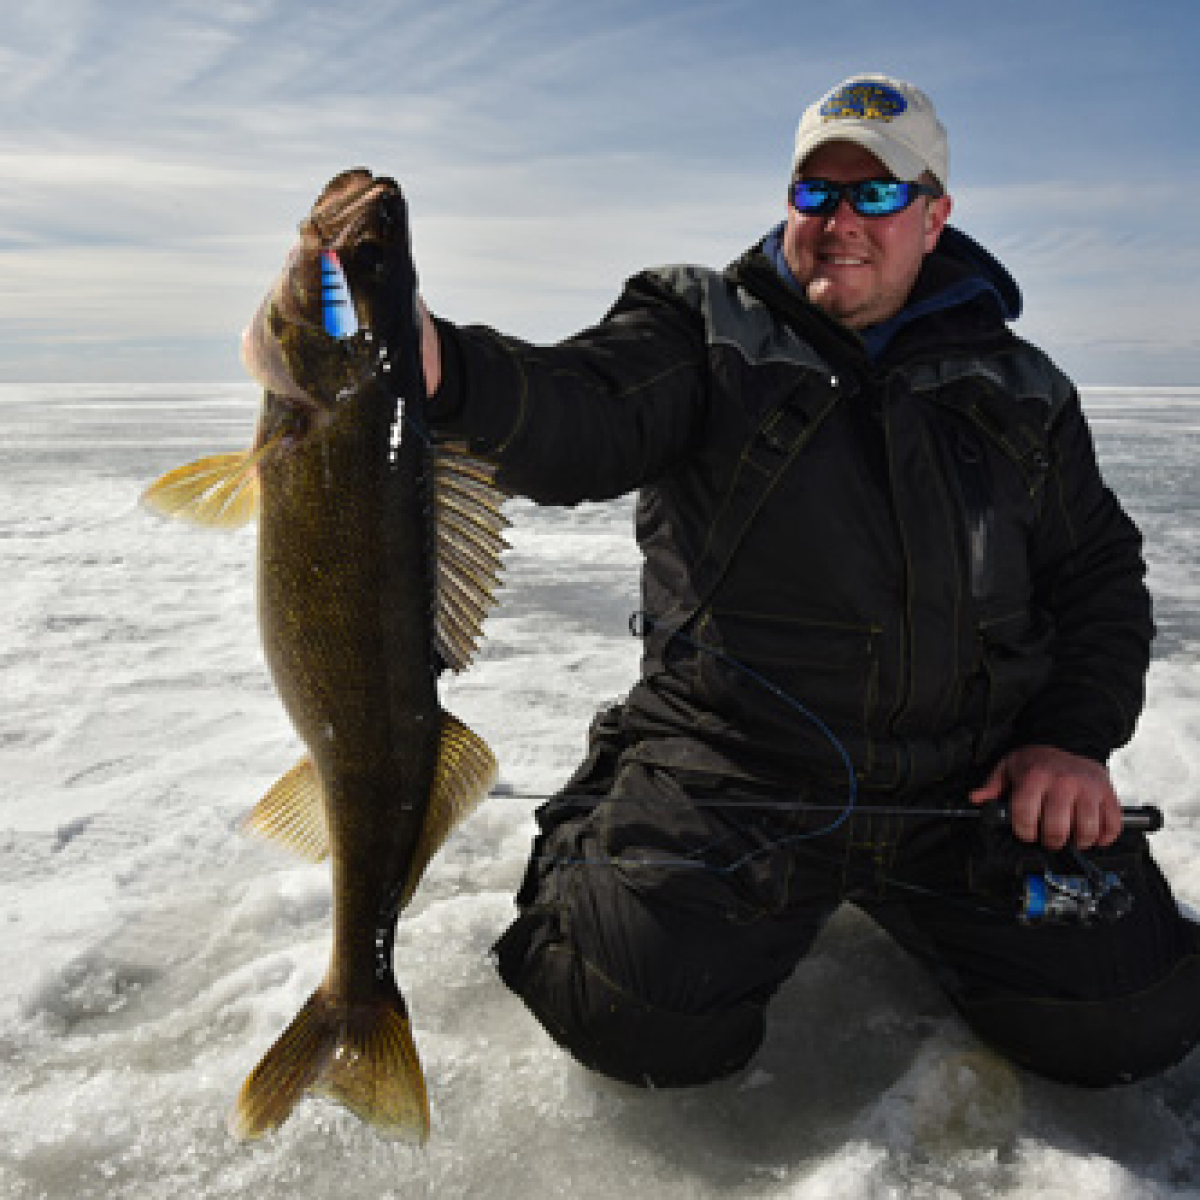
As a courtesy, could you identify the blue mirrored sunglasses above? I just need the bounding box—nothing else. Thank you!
[789,178,939,217]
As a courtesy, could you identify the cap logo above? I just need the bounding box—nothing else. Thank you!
[821,81,907,123]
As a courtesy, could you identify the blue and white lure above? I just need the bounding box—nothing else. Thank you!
[318,245,412,458]
[319,249,359,339]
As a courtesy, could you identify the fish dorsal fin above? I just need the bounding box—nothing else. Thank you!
[140,447,265,528]
[401,710,497,907]
[432,446,509,672]
[240,757,329,863]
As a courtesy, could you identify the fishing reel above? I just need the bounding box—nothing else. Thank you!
[1019,864,1129,925]
[972,801,1163,927]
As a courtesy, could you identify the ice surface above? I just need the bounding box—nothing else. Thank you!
[2,384,1199,1198]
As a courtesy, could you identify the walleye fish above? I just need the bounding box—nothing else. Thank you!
[142,170,507,1141]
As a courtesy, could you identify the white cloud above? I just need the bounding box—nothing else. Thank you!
[1,0,1197,382]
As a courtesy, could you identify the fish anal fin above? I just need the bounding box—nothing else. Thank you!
[230,989,429,1143]
[140,451,262,529]
[402,712,497,907]
[241,757,329,863]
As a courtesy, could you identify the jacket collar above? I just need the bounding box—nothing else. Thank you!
[746,223,1021,364]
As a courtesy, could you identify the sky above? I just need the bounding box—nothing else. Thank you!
[1,0,1198,387]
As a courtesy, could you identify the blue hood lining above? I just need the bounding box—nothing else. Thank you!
[762,222,1022,360]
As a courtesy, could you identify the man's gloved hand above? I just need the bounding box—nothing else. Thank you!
[301,169,442,398]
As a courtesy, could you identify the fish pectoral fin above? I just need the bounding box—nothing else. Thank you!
[230,988,429,1142]
[240,757,329,862]
[401,712,498,907]
[140,450,262,528]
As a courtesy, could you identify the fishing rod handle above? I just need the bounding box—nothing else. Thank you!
[994,801,1163,833]
[1117,804,1165,832]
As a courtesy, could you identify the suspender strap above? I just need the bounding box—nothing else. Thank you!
[643,381,846,667]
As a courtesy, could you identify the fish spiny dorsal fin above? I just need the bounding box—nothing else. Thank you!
[240,757,329,863]
[432,446,509,672]
[400,710,498,908]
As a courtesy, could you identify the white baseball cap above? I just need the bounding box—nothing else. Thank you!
[792,74,949,190]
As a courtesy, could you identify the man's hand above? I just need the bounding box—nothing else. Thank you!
[418,297,442,397]
[968,745,1123,850]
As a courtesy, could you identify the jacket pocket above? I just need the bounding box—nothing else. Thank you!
[694,608,883,781]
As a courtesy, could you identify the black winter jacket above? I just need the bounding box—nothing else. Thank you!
[431,231,1154,796]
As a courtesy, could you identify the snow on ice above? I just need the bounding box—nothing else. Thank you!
[2,383,1200,1198]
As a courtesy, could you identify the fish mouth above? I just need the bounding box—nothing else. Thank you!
[304,169,397,249]
[242,170,407,409]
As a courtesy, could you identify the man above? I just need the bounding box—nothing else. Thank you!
[413,75,1200,1088]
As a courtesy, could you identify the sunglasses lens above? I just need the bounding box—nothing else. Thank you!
[792,179,925,216]
[853,181,909,215]
[791,181,838,213]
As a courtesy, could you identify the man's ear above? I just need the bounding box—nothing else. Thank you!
[924,194,953,253]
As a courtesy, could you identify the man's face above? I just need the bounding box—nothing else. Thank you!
[782,141,952,330]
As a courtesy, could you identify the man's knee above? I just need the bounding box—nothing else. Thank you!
[957,951,1200,1087]
[493,907,764,1088]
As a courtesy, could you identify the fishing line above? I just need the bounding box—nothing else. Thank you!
[524,611,861,877]
[515,781,1013,916]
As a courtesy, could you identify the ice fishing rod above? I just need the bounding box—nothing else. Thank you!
[496,611,1164,923]
[493,789,1164,833]
[498,785,1162,925]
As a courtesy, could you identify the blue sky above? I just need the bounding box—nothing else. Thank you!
[2,0,1198,386]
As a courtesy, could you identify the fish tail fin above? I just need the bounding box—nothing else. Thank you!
[230,988,429,1142]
